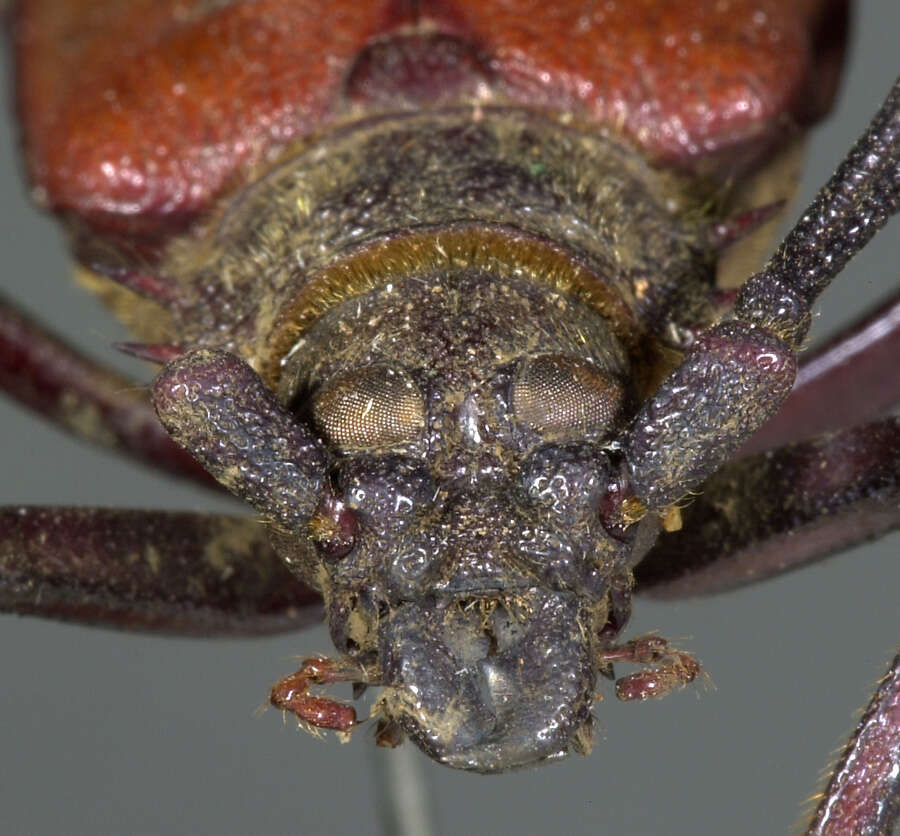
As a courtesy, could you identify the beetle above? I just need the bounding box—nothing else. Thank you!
[0,1,896,836]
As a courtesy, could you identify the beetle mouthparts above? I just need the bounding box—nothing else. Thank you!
[379,589,596,773]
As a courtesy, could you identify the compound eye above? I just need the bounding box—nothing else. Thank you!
[313,364,425,450]
[511,354,623,438]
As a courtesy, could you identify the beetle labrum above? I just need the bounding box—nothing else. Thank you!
[1,1,899,832]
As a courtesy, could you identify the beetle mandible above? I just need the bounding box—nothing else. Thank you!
[1,1,900,836]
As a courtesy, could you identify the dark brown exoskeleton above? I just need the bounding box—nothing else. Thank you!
[1,2,899,832]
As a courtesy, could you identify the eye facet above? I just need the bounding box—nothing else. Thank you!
[511,354,623,438]
[313,364,425,450]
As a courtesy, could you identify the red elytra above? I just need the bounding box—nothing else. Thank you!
[16,0,845,249]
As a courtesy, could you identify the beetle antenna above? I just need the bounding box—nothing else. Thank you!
[623,76,899,511]
[734,75,900,349]
[152,349,328,533]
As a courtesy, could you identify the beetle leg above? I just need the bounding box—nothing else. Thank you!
[152,349,327,533]
[634,417,900,598]
[81,263,181,307]
[0,295,212,485]
[598,635,702,702]
[742,292,900,455]
[115,341,186,364]
[269,656,365,733]
[806,650,900,836]
[705,200,786,251]
[0,507,320,634]
[624,78,899,511]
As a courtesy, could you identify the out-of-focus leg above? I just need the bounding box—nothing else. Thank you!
[0,296,212,485]
[635,418,900,597]
[0,507,320,635]
[806,650,900,836]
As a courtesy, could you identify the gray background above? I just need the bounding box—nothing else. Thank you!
[1,4,898,835]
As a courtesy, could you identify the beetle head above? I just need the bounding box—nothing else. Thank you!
[266,269,658,771]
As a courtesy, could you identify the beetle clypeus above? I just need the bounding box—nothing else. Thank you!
[1,1,900,836]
